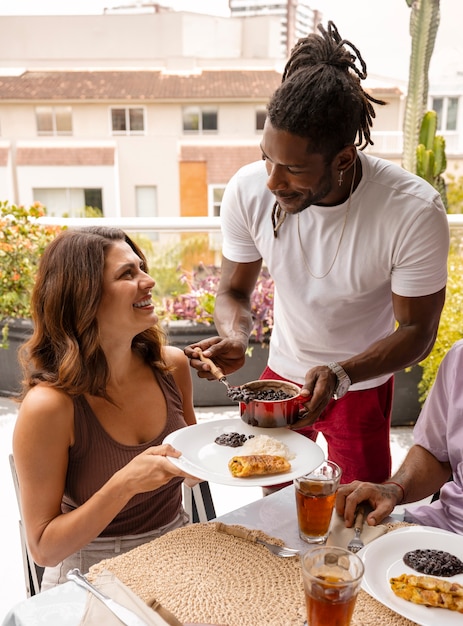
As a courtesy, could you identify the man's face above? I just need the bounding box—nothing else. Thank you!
[260,119,340,214]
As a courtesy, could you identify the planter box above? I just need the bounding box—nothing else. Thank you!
[0,319,33,397]
[165,320,269,407]
[391,366,422,427]
[0,318,424,427]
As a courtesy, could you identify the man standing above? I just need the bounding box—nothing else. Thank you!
[186,22,449,485]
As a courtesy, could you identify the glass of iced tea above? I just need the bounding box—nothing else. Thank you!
[301,546,364,626]
[294,460,342,543]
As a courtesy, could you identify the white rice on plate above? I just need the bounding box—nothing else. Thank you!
[241,434,296,460]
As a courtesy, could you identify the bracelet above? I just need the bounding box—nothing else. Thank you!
[382,481,405,504]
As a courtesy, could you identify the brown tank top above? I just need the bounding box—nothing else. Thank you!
[62,368,187,536]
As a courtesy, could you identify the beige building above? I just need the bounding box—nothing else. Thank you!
[0,12,461,219]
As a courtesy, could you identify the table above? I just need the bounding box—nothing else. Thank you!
[1,486,417,626]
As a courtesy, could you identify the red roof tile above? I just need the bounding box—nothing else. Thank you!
[0,70,282,101]
[16,146,115,166]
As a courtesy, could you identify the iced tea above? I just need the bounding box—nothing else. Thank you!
[294,461,341,543]
[305,575,357,626]
[301,547,364,626]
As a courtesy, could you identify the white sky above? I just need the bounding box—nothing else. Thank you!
[0,0,461,83]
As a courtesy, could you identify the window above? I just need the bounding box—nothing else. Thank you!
[111,107,145,134]
[36,106,72,135]
[208,185,225,217]
[256,108,266,132]
[431,97,459,131]
[33,188,103,217]
[183,107,218,133]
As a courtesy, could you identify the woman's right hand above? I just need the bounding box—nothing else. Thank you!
[121,444,196,496]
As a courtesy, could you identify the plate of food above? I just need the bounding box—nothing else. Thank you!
[163,418,325,486]
[358,525,463,625]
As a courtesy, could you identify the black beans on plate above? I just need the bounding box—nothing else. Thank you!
[214,432,255,448]
[403,549,463,577]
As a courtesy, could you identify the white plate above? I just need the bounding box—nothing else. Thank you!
[163,418,325,486]
[358,525,463,625]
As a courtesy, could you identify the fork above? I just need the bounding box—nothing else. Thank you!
[255,538,300,557]
[347,506,365,553]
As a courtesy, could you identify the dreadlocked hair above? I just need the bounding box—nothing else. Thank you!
[267,21,386,162]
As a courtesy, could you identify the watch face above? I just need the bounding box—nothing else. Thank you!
[335,379,350,399]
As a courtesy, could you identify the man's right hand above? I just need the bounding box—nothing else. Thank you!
[184,337,247,378]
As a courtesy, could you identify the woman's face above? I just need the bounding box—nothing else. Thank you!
[96,240,157,343]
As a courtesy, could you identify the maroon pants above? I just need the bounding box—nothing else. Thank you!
[260,367,393,484]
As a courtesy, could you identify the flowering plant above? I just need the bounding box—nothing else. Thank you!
[158,263,274,345]
[0,201,62,347]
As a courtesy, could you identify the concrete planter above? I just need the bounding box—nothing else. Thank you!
[391,366,423,427]
[0,318,423,426]
[0,318,33,397]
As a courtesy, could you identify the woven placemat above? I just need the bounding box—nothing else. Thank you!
[89,523,305,626]
[88,521,418,626]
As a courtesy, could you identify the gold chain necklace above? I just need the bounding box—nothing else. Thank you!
[297,159,357,279]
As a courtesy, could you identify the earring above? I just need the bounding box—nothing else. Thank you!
[338,170,344,187]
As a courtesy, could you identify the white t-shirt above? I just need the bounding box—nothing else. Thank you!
[404,340,463,534]
[220,151,449,388]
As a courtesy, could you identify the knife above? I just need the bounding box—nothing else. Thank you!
[66,568,149,626]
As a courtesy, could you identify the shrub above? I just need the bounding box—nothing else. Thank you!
[0,201,62,347]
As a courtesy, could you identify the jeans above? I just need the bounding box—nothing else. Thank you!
[41,508,189,591]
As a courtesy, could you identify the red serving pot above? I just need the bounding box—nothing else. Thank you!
[239,379,307,428]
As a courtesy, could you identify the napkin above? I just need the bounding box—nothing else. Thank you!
[326,512,387,549]
[78,569,182,626]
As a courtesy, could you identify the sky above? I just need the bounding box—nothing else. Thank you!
[0,0,461,83]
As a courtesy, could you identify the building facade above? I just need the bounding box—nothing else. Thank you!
[229,0,321,56]
[0,12,461,220]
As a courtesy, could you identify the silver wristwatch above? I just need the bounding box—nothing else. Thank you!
[327,362,351,399]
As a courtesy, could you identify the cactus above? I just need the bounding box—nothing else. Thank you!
[402,0,440,174]
[416,110,448,210]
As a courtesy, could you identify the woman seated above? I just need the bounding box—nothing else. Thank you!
[13,226,197,589]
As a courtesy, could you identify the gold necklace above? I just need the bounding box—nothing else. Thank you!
[297,159,357,279]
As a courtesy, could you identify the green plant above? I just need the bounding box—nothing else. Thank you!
[416,110,448,209]
[445,172,463,214]
[157,264,274,345]
[0,201,62,347]
[402,0,440,174]
[417,250,463,403]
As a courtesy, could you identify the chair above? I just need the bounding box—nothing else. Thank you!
[183,481,217,523]
[8,453,44,597]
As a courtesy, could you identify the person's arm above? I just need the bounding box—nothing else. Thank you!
[335,444,452,527]
[165,346,197,425]
[13,385,188,567]
[295,287,446,426]
[185,257,263,377]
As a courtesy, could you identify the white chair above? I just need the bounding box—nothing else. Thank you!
[9,453,216,597]
[9,453,44,597]
[183,480,217,523]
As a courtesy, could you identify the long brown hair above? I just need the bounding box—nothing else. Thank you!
[19,226,168,399]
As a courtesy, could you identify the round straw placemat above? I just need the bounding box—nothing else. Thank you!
[89,522,306,626]
[88,521,419,626]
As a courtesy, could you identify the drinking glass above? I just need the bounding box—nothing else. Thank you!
[294,460,342,544]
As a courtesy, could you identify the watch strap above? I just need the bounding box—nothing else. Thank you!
[327,362,351,399]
